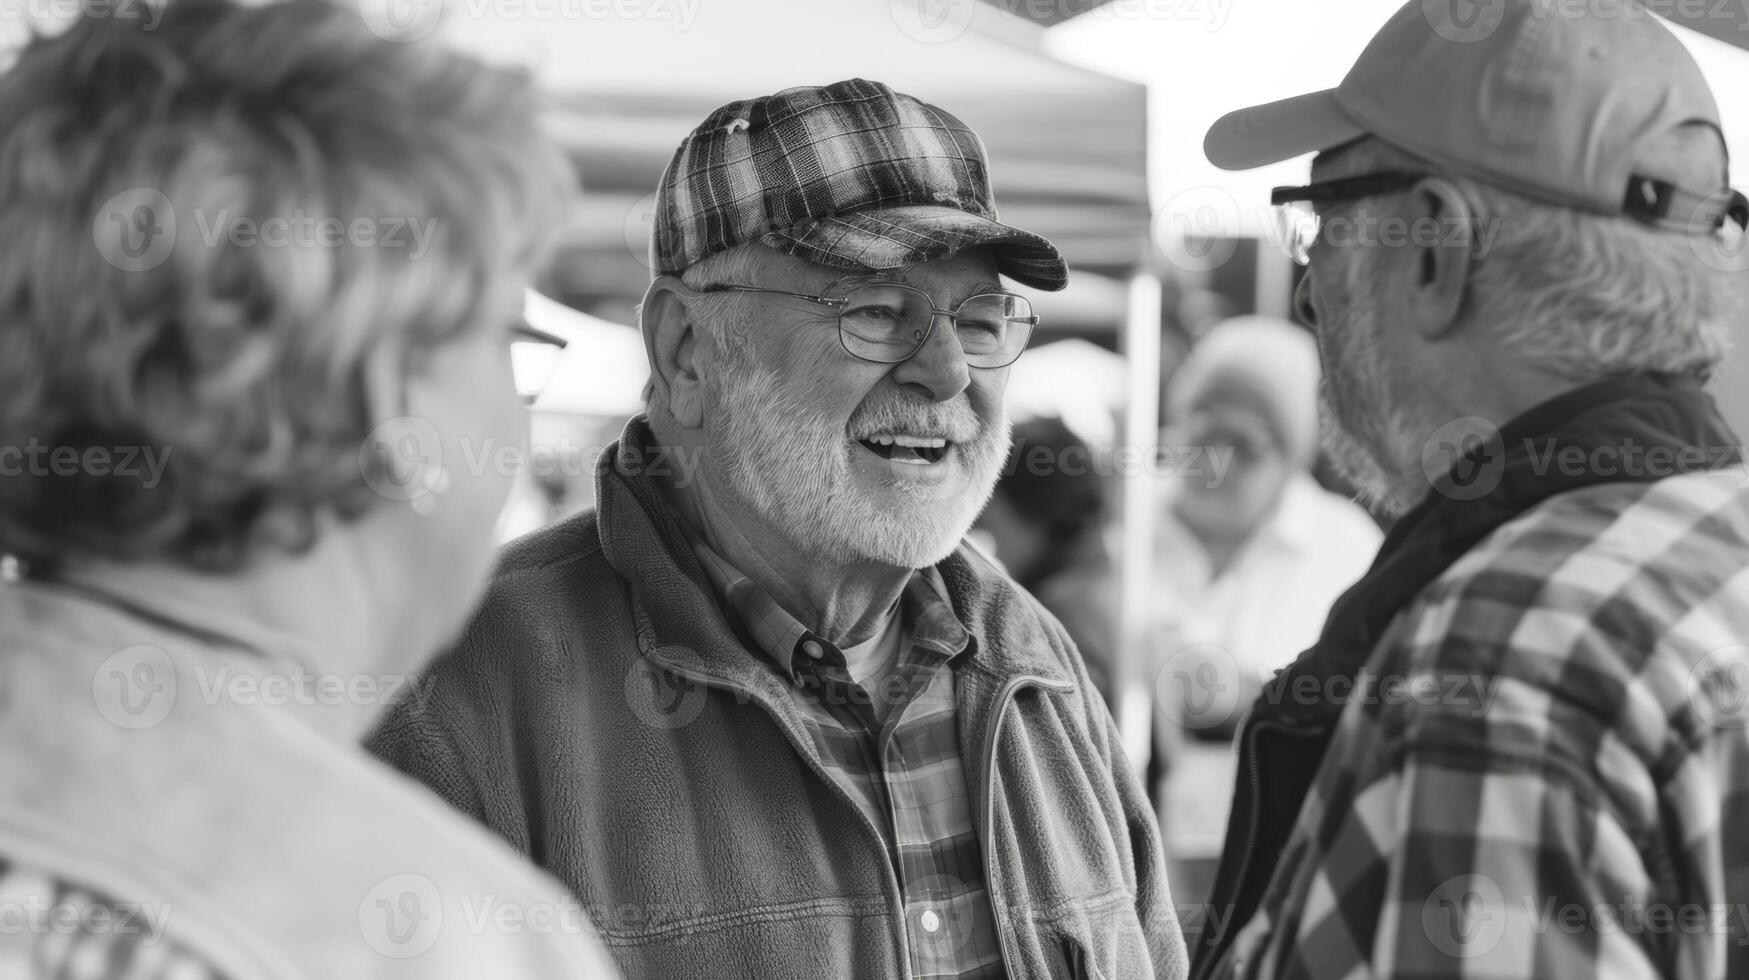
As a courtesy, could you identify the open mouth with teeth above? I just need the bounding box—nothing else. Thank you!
[858,433,951,465]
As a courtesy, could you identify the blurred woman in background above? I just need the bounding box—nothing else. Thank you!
[1151,316,1383,911]
[0,1,614,975]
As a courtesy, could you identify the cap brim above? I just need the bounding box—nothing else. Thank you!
[1203,89,1368,171]
[766,204,1069,291]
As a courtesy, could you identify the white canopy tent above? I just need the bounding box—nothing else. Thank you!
[416,0,1154,334]
[521,288,649,416]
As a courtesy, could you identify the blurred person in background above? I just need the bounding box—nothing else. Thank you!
[1193,1,1749,977]
[1150,316,1380,916]
[975,414,1121,710]
[0,1,616,975]
[372,78,1185,979]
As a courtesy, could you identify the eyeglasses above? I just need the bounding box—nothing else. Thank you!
[1271,169,1749,266]
[1269,170,1430,266]
[510,318,568,404]
[699,282,1038,368]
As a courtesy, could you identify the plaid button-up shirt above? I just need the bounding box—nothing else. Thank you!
[0,859,225,978]
[1219,471,1749,980]
[689,538,1006,979]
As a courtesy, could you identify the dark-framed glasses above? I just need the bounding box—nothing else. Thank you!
[1271,169,1749,266]
[701,282,1038,368]
[1269,170,1430,266]
[510,318,568,403]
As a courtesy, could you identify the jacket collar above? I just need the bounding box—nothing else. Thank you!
[1258,372,1740,725]
[594,416,1074,690]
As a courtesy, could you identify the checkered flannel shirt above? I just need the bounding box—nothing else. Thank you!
[688,539,1006,979]
[1221,471,1749,980]
[0,857,225,978]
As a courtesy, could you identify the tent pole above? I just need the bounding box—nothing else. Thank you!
[1116,270,1162,779]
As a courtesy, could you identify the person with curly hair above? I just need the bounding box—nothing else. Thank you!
[0,1,616,975]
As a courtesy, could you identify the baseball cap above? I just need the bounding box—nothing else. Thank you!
[1204,0,1740,228]
[651,78,1068,291]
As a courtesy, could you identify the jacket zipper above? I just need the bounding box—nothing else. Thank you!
[981,674,1073,976]
[1190,714,1321,980]
[650,656,917,980]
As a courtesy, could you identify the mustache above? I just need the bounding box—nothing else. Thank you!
[846,395,984,443]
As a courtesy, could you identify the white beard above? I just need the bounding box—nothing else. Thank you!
[1315,259,1423,518]
[708,355,1010,569]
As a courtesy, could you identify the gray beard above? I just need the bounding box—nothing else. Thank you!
[1318,383,1413,518]
[1313,263,1426,518]
[708,356,1009,569]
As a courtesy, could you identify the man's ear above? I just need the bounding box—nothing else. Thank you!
[641,275,707,430]
[1394,177,1475,341]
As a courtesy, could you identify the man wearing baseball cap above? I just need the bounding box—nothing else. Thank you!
[372,78,1186,979]
[1189,2,1749,979]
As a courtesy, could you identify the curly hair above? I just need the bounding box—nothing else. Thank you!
[0,0,576,572]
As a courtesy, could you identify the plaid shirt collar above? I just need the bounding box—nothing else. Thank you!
[685,535,972,681]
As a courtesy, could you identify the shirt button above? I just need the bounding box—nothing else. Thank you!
[920,909,941,933]
[801,640,824,659]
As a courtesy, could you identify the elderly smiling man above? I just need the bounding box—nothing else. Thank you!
[371,79,1185,980]
[1187,3,1749,980]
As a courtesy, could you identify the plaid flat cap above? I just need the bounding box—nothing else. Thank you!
[651,78,1068,291]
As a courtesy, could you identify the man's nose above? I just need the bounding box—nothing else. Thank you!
[890,312,972,402]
